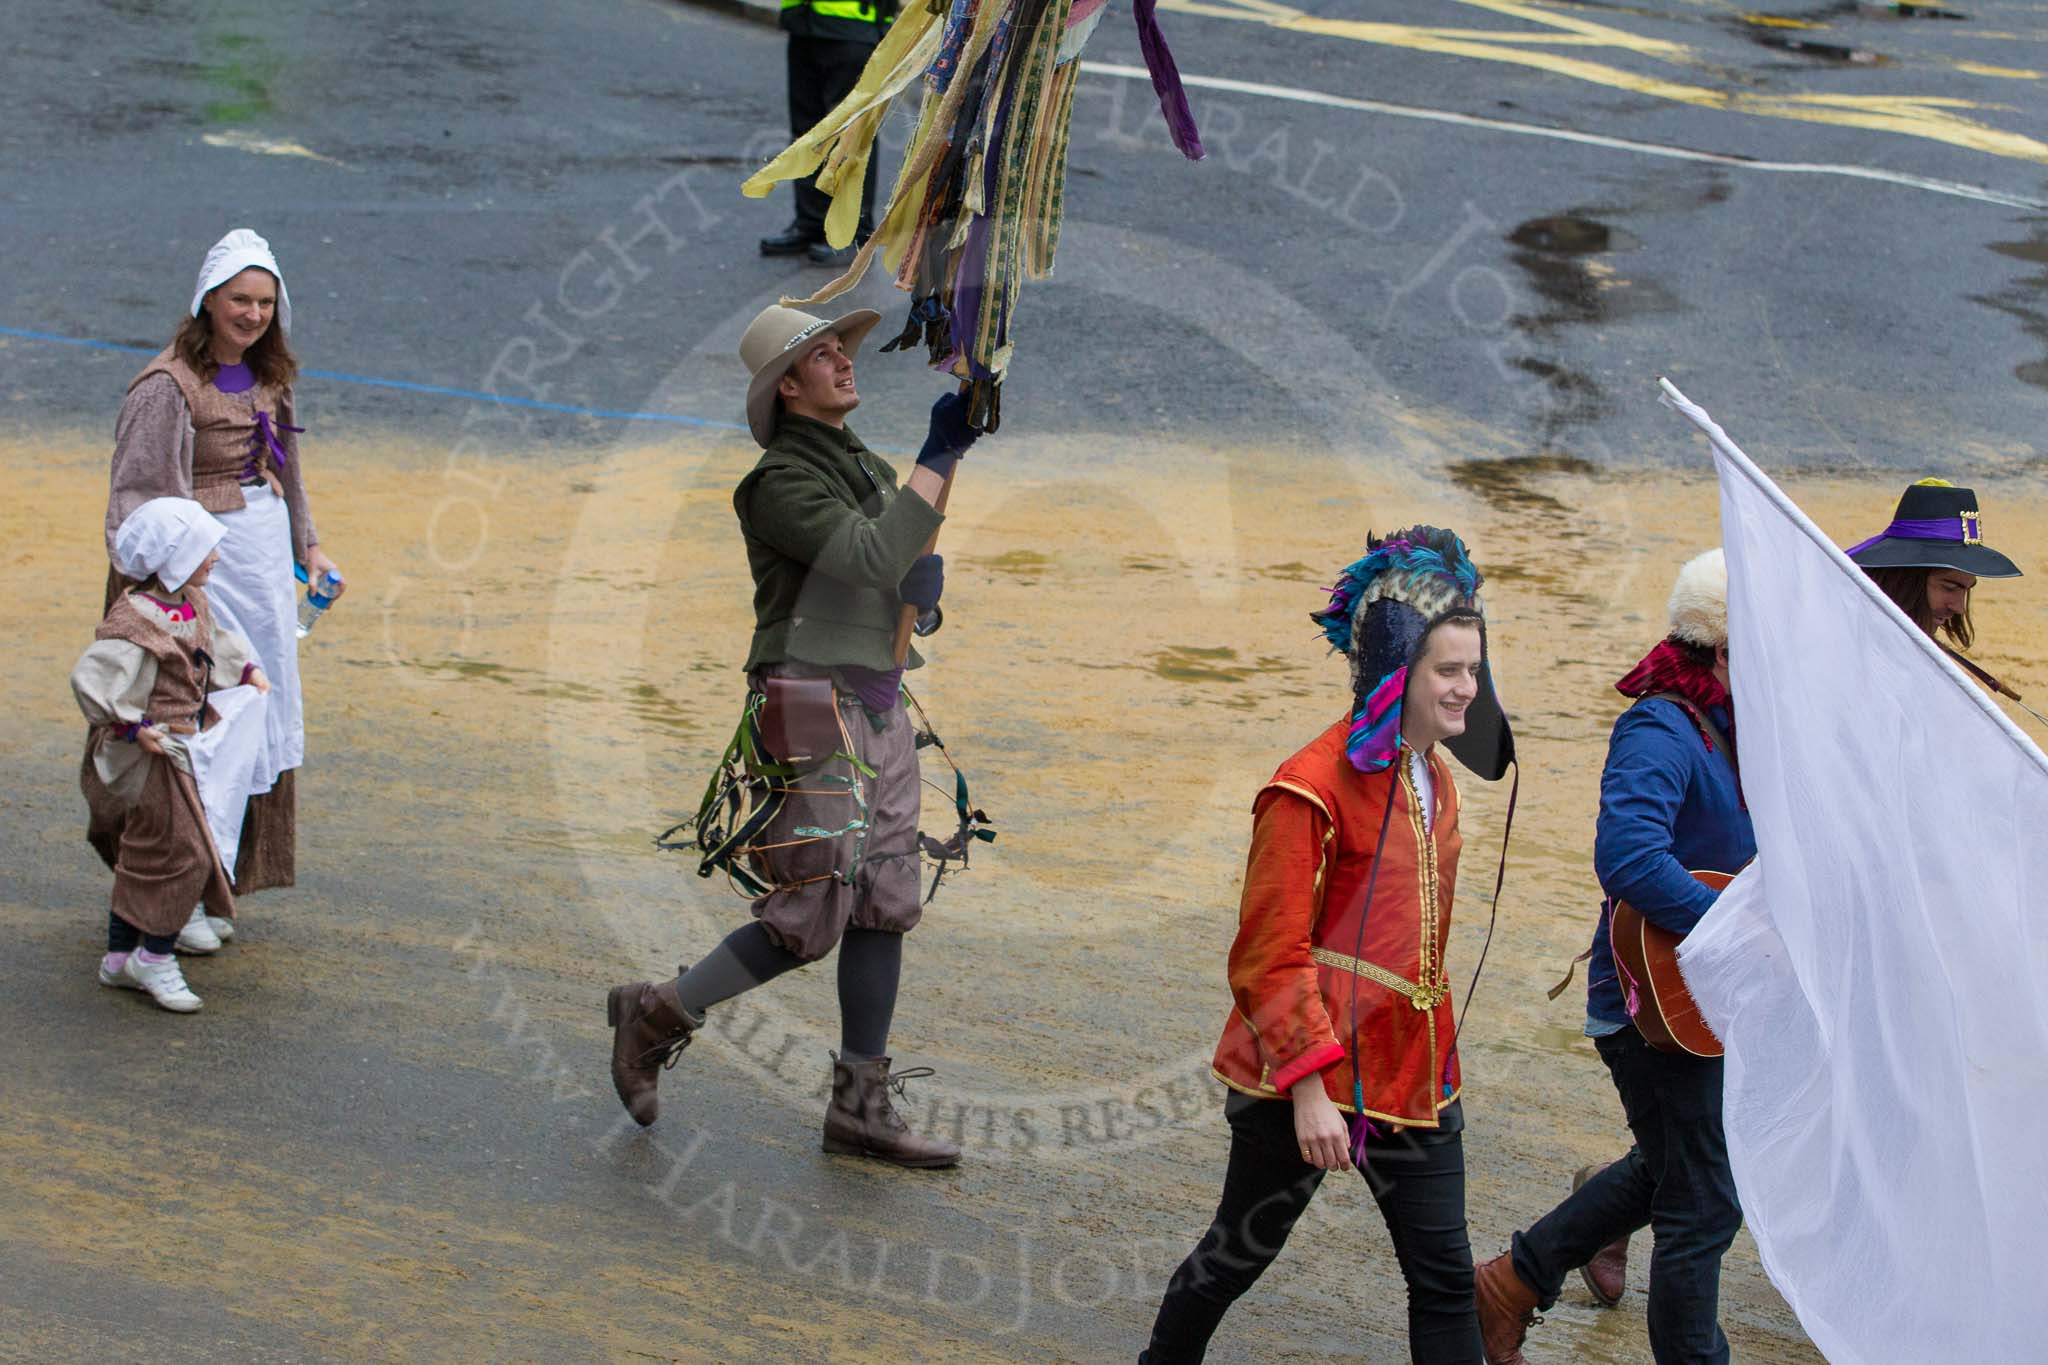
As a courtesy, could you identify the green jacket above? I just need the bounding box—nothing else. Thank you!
[735,414,943,673]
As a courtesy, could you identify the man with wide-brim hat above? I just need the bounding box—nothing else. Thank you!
[604,303,980,1168]
[1848,478,2023,656]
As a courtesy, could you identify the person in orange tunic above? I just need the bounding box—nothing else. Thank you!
[1142,526,1516,1364]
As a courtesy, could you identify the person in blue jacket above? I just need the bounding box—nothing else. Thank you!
[1475,549,1755,1365]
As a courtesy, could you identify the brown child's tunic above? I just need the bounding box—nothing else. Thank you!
[74,588,253,937]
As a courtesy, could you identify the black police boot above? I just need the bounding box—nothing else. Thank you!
[806,225,871,268]
[759,221,822,257]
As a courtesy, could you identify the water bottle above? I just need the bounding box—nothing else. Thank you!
[296,568,343,638]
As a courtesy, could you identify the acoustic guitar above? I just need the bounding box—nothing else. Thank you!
[1610,869,1733,1057]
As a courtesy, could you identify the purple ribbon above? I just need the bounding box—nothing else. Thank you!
[1132,0,1205,161]
[241,410,305,482]
[1845,514,1979,556]
[1348,1111,1380,1169]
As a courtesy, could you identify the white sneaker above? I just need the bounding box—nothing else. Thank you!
[123,952,203,1012]
[176,904,222,954]
[207,915,235,943]
[97,954,140,990]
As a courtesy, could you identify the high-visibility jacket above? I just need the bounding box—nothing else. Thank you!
[779,0,893,43]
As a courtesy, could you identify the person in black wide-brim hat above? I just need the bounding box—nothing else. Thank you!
[1847,478,2023,653]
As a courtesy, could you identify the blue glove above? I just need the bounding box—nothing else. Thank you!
[916,392,979,475]
[899,554,944,613]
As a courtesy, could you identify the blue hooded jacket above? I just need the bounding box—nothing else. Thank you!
[1585,696,1757,1030]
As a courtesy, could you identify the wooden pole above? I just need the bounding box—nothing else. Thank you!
[892,463,955,666]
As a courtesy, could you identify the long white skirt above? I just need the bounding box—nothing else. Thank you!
[204,482,304,786]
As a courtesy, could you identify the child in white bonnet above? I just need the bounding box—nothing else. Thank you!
[73,497,270,1012]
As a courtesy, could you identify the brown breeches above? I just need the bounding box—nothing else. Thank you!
[747,693,922,963]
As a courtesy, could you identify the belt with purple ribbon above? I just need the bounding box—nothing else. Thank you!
[1846,511,1981,555]
[240,410,305,483]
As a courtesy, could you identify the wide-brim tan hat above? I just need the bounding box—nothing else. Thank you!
[740,304,881,448]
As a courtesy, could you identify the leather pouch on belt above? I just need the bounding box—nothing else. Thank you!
[760,676,841,772]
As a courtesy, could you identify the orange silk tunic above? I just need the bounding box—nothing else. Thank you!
[1211,716,1465,1127]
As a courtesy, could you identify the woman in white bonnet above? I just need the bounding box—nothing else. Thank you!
[104,228,343,948]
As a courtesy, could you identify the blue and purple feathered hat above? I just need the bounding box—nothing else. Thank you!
[1312,526,1515,781]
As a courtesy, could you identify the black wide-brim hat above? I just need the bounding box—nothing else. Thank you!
[1846,481,2022,579]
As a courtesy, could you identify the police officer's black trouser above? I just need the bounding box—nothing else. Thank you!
[788,33,881,239]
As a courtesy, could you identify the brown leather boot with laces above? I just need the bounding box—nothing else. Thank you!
[821,1054,962,1168]
[1475,1252,1543,1364]
[605,977,702,1127]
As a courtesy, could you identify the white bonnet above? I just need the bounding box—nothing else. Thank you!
[114,497,227,592]
[190,228,291,334]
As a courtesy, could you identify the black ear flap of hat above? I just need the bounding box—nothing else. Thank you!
[1446,656,1515,781]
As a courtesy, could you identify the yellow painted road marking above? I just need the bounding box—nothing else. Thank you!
[1952,60,2044,79]
[1082,62,2048,208]
[202,130,353,168]
[1159,0,2048,164]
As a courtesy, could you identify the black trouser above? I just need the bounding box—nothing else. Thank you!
[1146,1093,1482,1363]
[787,33,881,237]
[107,911,176,956]
[1511,1027,1742,1364]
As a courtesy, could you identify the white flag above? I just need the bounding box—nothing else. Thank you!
[1659,380,2048,1364]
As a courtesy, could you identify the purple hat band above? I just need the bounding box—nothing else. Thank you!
[1845,513,1982,557]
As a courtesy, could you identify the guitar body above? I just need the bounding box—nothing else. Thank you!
[1610,869,1734,1057]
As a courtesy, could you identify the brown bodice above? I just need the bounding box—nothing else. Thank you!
[126,350,286,516]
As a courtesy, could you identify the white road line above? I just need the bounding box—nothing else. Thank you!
[1079,62,2048,210]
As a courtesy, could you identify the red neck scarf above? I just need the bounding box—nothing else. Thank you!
[1615,639,1729,712]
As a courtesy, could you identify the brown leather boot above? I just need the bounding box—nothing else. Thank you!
[605,977,701,1127]
[821,1054,962,1168]
[1573,1162,1630,1307]
[1475,1252,1542,1365]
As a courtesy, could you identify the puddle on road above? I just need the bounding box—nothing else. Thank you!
[1512,358,1608,428]
[963,549,1052,580]
[1744,29,1889,63]
[1508,215,1626,255]
[1972,229,2048,389]
[1501,214,1663,453]
[1793,0,1968,18]
[1448,452,1601,515]
[1506,212,1676,342]
[1883,2,1968,18]
[623,681,699,736]
[350,656,698,733]
[1149,645,1303,685]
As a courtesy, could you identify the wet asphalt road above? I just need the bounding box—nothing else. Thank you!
[5,0,2048,470]
[4,1,2047,1361]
